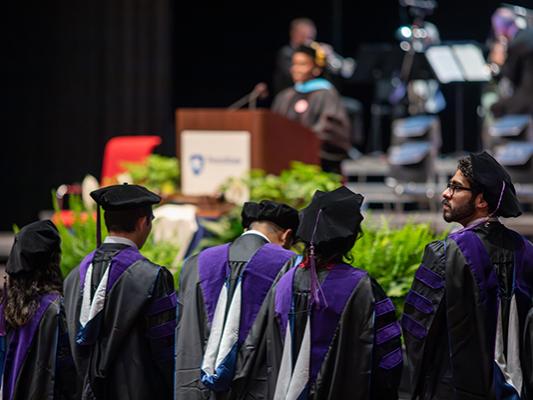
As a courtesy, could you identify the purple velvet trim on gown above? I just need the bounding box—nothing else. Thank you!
[146,292,177,316]
[3,293,59,400]
[405,290,433,314]
[449,230,499,348]
[78,250,96,290]
[375,298,395,316]
[401,314,427,339]
[380,348,403,370]
[275,264,367,384]
[78,246,145,294]
[415,265,444,289]
[376,322,402,345]
[105,247,146,292]
[198,244,231,324]
[239,244,293,344]
[198,243,293,343]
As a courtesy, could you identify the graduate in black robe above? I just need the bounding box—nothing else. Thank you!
[403,151,533,399]
[175,200,299,400]
[234,186,402,400]
[63,184,176,400]
[0,220,77,400]
[271,42,352,173]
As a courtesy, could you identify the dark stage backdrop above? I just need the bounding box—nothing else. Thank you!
[1,0,530,230]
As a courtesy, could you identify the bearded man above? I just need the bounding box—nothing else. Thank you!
[402,151,533,399]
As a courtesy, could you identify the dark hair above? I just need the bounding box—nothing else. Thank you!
[249,220,284,234]
[304,227,363,268]
[294,43,326,69]
[458,156,482,196]
[104,206,152,233]
[1,251,63,328]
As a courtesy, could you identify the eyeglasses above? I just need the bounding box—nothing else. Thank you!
[445,182,473,196]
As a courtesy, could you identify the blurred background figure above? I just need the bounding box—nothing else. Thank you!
[480,4,533,150]
[272,17,356,96]
[271,42,354,174]
[488,5,533,118]
[273,18,317,96]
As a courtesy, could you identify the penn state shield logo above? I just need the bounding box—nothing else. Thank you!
[190,154,205,176]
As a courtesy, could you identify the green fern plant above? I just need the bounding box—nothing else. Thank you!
[350,218,447,313]
[52,193,182,283]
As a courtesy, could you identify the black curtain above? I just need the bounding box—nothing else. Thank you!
[1,0,174,230]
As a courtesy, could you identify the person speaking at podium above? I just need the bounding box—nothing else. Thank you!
[271,42,352,174]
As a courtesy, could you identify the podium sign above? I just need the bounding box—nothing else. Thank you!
[181,130,251,195]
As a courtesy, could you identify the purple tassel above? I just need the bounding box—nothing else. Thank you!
[490,181,506,218]
[309,210,328,309]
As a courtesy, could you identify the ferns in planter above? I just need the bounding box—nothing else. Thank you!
[51,193,182,283]
[350,218,447,313]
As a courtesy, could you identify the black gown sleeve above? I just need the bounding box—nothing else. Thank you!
[523,308,533,398]
[145,266,176,399]
[55,299,80,400]
[312,273,376,400]
[370,278,403,400]
[174,254,211,399]
[402,240,448,398]
[13,296,78,400]
[231,257,297,400]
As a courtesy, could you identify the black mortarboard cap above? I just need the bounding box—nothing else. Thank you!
[90,183,161,245]
[7,220,61,275]
[241,200,299,232]
[297,186,364,245]
[90,183,161,211]
[470,151,522,218]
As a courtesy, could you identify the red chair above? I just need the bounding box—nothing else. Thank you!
[55,135,162,226]
[100,135,162,186]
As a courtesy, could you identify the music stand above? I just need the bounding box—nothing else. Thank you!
[425,42,491,152]
[352,43,404,83]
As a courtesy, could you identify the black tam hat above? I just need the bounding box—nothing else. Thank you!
[90,183,161,245]
[7,220,61,276]
[241,200,299,232]
[297,186,364,245]
[90,183,161,211]
[470,151,522,218]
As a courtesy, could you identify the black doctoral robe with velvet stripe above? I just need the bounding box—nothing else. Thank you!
[403,222,533,400]
[175,233,294,400]
[0,294,77,400]
[233,257,402,400]
[63,243,176,400]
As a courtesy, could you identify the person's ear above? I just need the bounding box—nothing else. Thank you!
[136,215,148,231]
[280,229,293,249]
[312,67,321,77]
[475,193,489,211]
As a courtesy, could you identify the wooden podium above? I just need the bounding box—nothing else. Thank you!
[175,108,320,175]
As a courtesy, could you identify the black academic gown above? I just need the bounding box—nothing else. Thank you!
[403,221,533,400]
[233,258,402,400]
[175,233,285,400]
[63,243,176,400]
[271,85,351,172]
[1,294,77,400]
[491,29,533,118]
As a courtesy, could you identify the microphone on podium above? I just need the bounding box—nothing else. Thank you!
[228,82,269,110]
